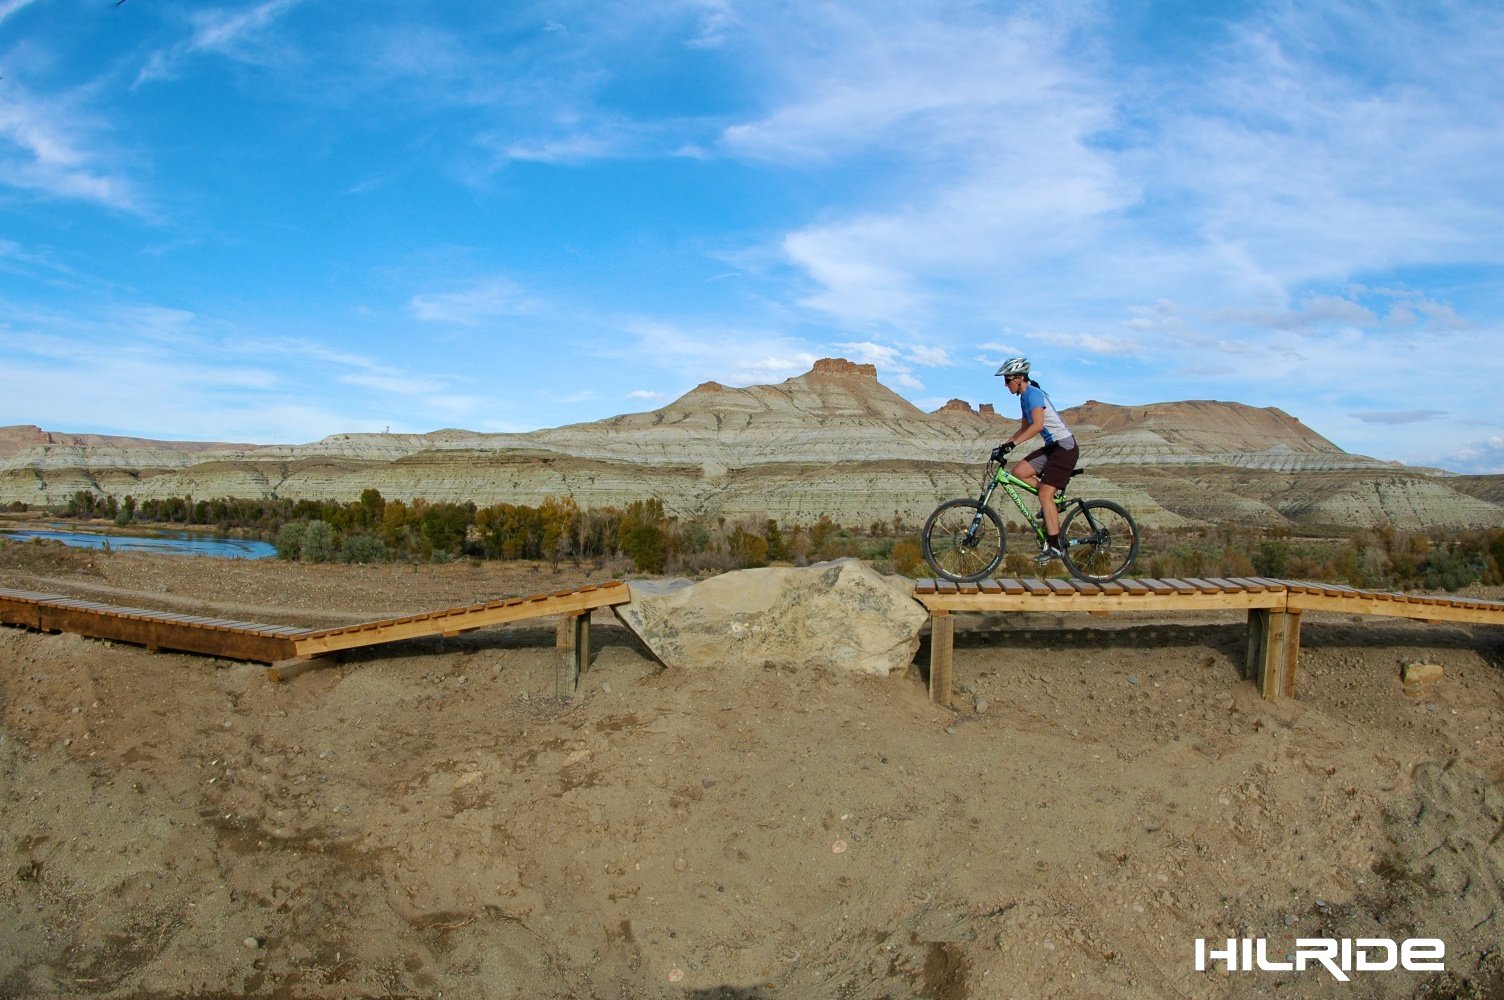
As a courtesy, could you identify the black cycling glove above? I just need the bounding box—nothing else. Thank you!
[990,442,1014,463]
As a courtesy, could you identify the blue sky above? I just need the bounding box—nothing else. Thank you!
[1,1,1501,472]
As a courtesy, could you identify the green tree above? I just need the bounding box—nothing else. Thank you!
[624,523,666,573]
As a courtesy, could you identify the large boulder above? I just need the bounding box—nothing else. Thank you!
[613,558,927,677]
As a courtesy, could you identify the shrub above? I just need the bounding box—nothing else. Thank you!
[301,521,337,563]
[889,538,925,577]
[339,533,389,564]
[274,522,306,561]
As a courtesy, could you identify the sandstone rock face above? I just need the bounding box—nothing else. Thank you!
[3,359,1501,531]
[612,559,927,677]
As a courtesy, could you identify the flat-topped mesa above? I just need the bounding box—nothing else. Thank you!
[810,358,878,377]
[931,400,1003,421]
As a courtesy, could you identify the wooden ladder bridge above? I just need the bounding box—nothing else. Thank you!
[4,576,1503,703]
[915,575,1504,706]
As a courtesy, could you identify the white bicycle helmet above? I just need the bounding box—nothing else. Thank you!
[995,357,1030,377]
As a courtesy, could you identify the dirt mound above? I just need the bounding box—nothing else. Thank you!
[2,547,1502,997]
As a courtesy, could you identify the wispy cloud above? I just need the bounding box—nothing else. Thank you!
[0,0,40,27]
[1351,410,1447,425]
[2,1,1502,470]
[0,86,138,210]
[135,0,303,85]
[1446,435,1504,476]
[409,277,541,325]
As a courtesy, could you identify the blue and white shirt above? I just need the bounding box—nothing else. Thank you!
[1020,384,1075,447]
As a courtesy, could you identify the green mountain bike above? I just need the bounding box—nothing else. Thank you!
[921,457,1140,584]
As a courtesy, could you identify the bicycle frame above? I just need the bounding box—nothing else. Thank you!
[925,458,1138,583]
[971,461,1075,546]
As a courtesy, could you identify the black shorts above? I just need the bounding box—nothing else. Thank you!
[1025,441,1079,490]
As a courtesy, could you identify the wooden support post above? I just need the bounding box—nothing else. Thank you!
[556,611,591,699]
[928,611,954,708]
[1243,609,1266,682]
[1247,608,1302,699]
[1280,609,1302,699]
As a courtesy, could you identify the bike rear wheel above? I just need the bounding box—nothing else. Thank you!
[1060,499,1138,583]
[921,499,1006,583]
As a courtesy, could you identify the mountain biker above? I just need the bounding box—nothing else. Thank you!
[990,357,1078,563]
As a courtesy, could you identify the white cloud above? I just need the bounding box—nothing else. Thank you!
[135,0,304,85]
[1032,330,1143,358]
[0,87,138,210]
[905,345,952,367]
[734,354,819,381]
[616,318,818,387]
[832,341,901,367]
[1445,435,1504,476]
[0,0,38,25]
[409,277,540,325]
[1351,410,1447,425]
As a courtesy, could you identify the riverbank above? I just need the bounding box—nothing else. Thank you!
[0,512,275,559]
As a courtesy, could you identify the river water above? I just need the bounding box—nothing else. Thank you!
[0,525,276,560]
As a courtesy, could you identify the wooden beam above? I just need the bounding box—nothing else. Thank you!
[556,612,591,699]
[291,583,629,657]
[265,657,323,683]
[1286,592,1504,626]
[917,590,1286,615]
[928,611,954,708]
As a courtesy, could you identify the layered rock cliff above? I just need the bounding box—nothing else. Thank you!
[3,360,1500,531]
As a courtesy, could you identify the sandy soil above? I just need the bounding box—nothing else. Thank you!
[2,539,1503,999]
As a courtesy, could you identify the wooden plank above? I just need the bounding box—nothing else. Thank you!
[928,612,954,708]
[1180,577,1227,593]
[1045,579,1076,595]
[1021,579,1053,596]
[1157,578,1200,595]
[913,578,937,594]
[998,578,1027,595]
[1139,579,1175,595]
[978,579,1003,595]
[1096,581,1124,596]
[1116,578,1151,596]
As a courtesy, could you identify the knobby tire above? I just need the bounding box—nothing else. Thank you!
[1059,499,1139,583]
[922,499,1006,583]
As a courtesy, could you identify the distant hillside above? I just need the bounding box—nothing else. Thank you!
[2,359,1500,531]
[0,425,250,462]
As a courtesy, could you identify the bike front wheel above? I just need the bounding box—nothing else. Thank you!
[1060,500,1139,583]
[921,499,1006,583]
